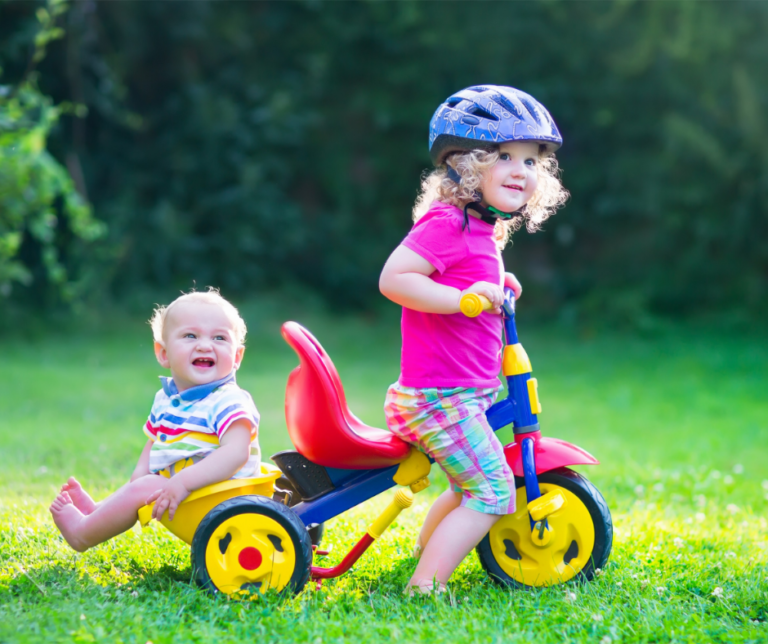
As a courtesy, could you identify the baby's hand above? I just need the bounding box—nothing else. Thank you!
[461,281,505,313]
[146,478,190,522]
[504,272,523,300]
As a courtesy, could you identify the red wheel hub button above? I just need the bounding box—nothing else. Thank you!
[238,547,262,570]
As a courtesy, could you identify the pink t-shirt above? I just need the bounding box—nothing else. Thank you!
[398,201,504,389]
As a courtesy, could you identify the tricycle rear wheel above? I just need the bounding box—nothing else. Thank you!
[191,495,312,596]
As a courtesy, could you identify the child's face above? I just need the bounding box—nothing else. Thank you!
[154,301,245,392]
[480,141,540,213]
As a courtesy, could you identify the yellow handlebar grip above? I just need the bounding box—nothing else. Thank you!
[460,293,492,317]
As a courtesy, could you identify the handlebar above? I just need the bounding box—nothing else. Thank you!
[459,287,517,318]
[459,293,494,318]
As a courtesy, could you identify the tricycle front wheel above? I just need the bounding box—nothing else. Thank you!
[476,467,612,589]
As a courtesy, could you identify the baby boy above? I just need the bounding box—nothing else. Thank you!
[50,289,260,551]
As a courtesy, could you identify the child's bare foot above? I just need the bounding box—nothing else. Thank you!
[49,491,89,552]
[405,579,447,596]
[61,477,97,515]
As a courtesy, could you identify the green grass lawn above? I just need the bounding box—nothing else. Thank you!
[1,306,766,643]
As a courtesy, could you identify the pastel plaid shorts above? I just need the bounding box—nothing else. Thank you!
[384,382,516,515]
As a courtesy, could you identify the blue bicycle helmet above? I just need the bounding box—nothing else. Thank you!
[429,85,562,166]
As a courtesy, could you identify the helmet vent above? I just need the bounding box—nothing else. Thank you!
[491,93,525,120]
[466,105,499,121]
[468,85,490,93]
[520,97,543,126]
[446,97,463,108]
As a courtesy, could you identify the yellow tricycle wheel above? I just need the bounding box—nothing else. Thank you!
[191,496,312,596]
[476,468,612,588]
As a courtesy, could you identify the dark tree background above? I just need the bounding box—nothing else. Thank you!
[1,0,766,324]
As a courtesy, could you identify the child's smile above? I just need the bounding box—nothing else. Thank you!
[480,141,540,214]
[154,301,245,391]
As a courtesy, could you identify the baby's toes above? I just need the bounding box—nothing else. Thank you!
[50,491,71,511]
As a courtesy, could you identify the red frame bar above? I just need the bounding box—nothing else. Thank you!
[310,533,375,580]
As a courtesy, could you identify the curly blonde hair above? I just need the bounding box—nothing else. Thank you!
[149,288,247,345]
[412,146,569,247]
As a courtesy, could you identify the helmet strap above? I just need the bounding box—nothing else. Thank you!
[462,202,515,230]
[445,164,463,185]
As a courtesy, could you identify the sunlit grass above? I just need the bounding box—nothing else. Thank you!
[1,307,766,643]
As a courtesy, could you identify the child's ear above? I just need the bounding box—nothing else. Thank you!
[233,345,245,371]
[154,341,170,369]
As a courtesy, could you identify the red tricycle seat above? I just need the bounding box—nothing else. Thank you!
[281,321,411,469]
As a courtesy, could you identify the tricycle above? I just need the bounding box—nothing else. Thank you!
[138,288,613,595]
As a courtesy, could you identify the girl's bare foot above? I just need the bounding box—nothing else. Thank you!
[61,477,97,515]
[405,579,447,596]
[49,491,89,552]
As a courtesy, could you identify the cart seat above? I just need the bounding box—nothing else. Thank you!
[137,464,282,544]
[281,321,411,469]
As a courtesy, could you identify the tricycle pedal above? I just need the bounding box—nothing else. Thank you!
[527,490,566,522]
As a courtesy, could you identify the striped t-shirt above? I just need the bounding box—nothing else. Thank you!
[144,373,260,478]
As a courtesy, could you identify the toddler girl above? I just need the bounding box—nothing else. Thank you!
[379,85,568,594]
[50,289,260,552]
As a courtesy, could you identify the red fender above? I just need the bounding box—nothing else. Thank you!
[504,431,599,478]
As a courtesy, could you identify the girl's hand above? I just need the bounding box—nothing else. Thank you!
[461,281,505,313]
[504,272,523,300]
[147,478,190,522]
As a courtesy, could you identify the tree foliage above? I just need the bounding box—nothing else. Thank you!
[0,0,103,305]
[1,0,766,320]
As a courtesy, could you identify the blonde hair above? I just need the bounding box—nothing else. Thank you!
[149,288,247,345]
[412,147,569,248]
